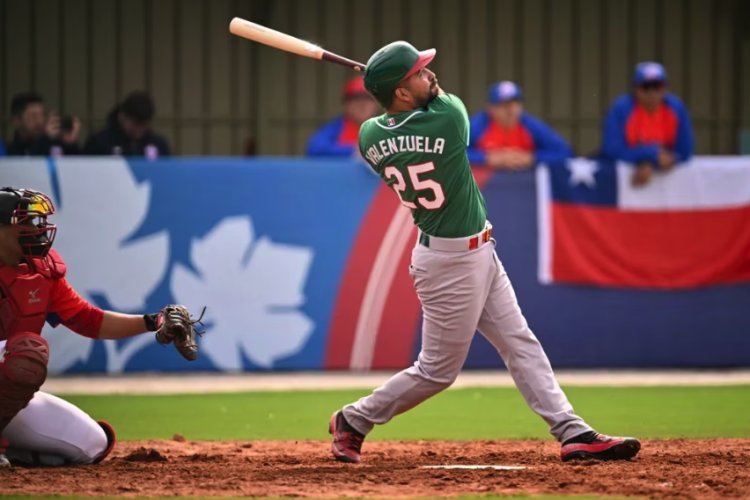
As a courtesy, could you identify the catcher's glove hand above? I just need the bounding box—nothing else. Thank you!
[144,305,205,361]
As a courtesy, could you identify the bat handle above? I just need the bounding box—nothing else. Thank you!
[322,51,366,72]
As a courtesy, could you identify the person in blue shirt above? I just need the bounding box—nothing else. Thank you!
[601,62,694,186]
[467,81,573,169]
[0,138,6,156]
[306,77,380,157]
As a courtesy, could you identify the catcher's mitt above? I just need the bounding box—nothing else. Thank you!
[144,305,205,361]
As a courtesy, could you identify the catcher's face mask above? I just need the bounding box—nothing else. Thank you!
[0,187,57,258]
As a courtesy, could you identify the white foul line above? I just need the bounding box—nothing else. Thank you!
[422,465,528,470]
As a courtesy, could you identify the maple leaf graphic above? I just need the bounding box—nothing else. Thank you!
[171,216,314,370]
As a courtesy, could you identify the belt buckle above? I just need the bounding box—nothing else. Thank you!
[469,228,491,250]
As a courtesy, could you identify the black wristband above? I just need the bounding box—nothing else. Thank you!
[143,313,160,332]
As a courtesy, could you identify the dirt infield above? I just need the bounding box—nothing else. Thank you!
[2,438,749,499]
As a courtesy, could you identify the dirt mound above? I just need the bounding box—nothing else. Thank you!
[1,439,749,498]
[123,447,169,462]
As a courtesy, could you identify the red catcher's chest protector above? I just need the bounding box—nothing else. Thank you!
[0,253,66,341]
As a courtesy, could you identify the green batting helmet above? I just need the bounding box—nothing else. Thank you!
[364,41,436,108]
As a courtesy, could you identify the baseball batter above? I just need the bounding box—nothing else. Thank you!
[0,187,200,467]
[329,42,641,463]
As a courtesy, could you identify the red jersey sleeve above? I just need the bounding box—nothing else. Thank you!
[48,277,104,339]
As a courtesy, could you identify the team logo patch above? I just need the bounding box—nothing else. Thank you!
[387,117,396,126]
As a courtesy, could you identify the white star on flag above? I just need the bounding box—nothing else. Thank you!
[567,159,599,188]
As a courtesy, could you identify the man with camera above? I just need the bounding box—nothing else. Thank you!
[6,92,81,157]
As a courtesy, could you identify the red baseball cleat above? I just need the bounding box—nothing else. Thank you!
[561,431,641,461]
[0,437,9,468]
[94,421,117,463]
[328,411,365,464]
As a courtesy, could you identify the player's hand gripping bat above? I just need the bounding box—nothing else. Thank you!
[229,17,366,71]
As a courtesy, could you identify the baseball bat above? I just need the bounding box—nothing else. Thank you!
[229,17,366,71]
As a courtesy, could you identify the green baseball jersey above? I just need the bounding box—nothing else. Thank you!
[358,93,487,238]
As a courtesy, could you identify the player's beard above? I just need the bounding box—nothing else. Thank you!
[415,81,439,108]
[428,81,439,101]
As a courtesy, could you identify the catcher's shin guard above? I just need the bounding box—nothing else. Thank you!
[0,333,49,433]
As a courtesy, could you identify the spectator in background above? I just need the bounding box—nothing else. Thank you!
[601,62,694,187]
[306,77,379,157]
[468,81,572,170]
[7,92,81,156]
[84,91,170,158]
[0,138,6,156]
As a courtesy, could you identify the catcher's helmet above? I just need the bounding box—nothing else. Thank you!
[0,187,57,258]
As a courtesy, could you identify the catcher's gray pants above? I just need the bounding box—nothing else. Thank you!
[343,239,592,443]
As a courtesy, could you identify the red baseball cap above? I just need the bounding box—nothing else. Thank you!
[402,48,436,81]
[342,76,370,100]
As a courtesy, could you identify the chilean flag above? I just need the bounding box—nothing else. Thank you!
[537,157,750,289]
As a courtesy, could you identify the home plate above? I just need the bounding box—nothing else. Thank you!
[422,465,527,471]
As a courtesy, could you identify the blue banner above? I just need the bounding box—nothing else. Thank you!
[2,156,748,372]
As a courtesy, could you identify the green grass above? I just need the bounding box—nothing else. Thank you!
[59,385,750,441]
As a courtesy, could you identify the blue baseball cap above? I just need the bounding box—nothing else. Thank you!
[633,62,667,85]
[487,81,523,104]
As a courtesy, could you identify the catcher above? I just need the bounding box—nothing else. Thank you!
[0,186,202,467]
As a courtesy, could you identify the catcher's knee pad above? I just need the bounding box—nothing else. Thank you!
[0,333,49,430]
[1,333,49,387]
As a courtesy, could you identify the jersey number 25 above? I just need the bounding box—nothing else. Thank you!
[384,162,445,210]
